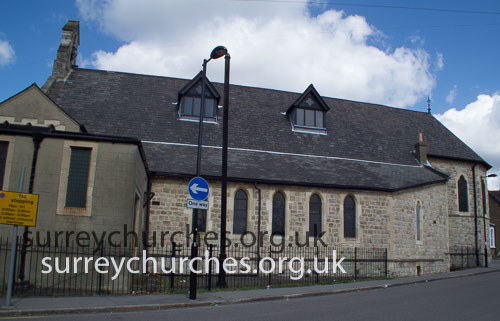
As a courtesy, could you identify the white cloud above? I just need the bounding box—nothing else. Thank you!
[436,93,500,190]
[76,0,436,108]
[446,84,458,104]
[409,35,424,46]
[436,52,444,71]
[0,39,15,67]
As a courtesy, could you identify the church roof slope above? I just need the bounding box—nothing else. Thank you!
[45,68,490,190]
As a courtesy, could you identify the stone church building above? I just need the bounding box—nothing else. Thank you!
[0,21,494,276]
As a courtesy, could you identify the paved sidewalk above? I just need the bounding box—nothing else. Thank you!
[1,262,500,317]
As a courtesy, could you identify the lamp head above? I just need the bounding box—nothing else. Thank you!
[487,174,498,178]
[210,46,228,60]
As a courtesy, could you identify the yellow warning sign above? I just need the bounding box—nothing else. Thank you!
[0,191,39,227]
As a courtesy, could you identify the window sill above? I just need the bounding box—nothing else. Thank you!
[57,207,90,217]
[292,126,326,135]
[179,116,218,124]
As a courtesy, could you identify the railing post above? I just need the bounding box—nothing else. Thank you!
[354,248,358,280]
[484,245,488,268]
[461,247,464,269]
[207,244,213,291]
[384,248,388,278]
[268,245,272,287]
[465,246,469,268]
[97,244,104,295]
[170,242,176,290]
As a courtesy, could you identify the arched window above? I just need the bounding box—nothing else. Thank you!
[344,195,356,238]
[416,201,422,241]
[233,189,248,234]
[272,192,286,236]
[458,175,469,212]
[309,194,322,237]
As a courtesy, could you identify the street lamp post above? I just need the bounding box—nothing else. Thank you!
[481,173,497,268]
[217,51,230,288]
[189,46,229,300]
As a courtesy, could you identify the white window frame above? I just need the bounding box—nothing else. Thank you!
[490,226,496,249]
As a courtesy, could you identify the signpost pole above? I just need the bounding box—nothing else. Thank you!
[189,59,208,300]
[5,166,25,307]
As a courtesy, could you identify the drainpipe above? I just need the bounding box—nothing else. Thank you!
[143,174,154,249]
[481,178,489,267]
[472,164,479,266]
[254,183,262,261]
[19,134,43,282]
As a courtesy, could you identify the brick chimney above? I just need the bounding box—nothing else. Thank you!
[414,132,428,165]
[42,20,79,91]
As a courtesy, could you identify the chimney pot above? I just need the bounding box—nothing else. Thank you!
[415,132,428,165]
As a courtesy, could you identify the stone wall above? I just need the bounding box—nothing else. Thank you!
[390,183,449,276]
[429,157,490,263]
[148,177,452,276]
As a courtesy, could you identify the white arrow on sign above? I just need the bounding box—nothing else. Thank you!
[190,183,208,195]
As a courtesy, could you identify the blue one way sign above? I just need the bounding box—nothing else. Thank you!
[188,177,209,201]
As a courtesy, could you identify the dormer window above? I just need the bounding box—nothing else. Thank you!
[180,96,216,118]
[294,108,324,128]
[287,84,329,134]
[177,72,221,122]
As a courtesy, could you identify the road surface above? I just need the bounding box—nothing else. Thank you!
[2,271,498,321]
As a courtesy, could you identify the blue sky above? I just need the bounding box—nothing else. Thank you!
[1,0,500,188]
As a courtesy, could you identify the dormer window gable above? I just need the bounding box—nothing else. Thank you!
[177,72,221,121]
[287,84,329,134]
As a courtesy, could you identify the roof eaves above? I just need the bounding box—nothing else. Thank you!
[423,164,451,180]
[392,178,448,193]
[151,170,396,192]
[0,124,140,145]
[150,170,445,193]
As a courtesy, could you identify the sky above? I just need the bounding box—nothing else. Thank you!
[0,0,499,189]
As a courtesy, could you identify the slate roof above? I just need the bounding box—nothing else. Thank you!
[45,68,490,191]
